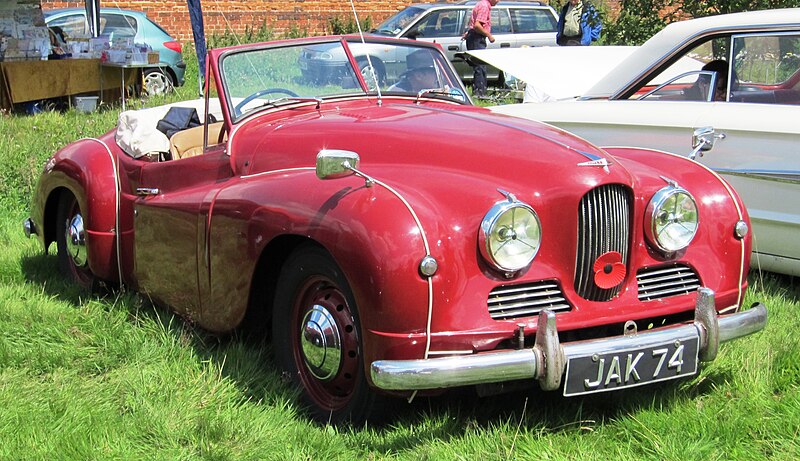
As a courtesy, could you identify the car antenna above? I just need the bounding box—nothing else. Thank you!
[348,0,383,106]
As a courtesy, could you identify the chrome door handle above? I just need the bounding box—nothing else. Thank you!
[136,187,160,196]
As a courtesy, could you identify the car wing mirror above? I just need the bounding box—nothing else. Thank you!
[689,126,726,160]
[405,28,420,40]
[316,150,360,179]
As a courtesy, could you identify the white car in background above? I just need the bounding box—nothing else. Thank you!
[492,8,800,276]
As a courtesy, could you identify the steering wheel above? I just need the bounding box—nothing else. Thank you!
[235,88,299,114]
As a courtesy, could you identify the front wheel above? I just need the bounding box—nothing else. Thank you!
[272,245,382,425]
[56,192,96,290]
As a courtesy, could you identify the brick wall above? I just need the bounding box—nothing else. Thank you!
[41,1,621,46]
[40,0,421,43]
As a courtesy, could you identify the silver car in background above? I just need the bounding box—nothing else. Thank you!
[371,1,558,82]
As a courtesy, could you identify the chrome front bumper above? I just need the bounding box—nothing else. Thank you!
[370,288,767,391]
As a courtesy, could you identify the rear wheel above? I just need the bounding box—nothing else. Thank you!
[56,192,96,290]
[357,58,385,89]
[272,245,381,425]
[143,68,174,95]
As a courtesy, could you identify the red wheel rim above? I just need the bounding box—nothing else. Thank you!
[290,275,361,411]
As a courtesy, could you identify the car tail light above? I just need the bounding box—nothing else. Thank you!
[163,41,182,53]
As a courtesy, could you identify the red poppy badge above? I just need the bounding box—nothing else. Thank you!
[593,251,626,289]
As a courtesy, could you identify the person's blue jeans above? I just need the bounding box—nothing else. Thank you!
[466,31,487,97]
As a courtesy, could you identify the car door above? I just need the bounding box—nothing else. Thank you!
[404,8,470,79]
[123,145,232,320]
[488,7,515,50]
[690,32,800,273]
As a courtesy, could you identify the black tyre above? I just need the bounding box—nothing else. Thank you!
[56,192,96,290]
[143,68,174,95]
[272,245,382,425]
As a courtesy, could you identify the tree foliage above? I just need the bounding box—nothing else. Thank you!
[602,0,673,45]
[599,0,800,46]
[677,0,800,17]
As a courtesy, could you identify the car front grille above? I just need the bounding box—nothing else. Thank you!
[637,264,701,301]
[487,281,571,320]
[574,184,632,302]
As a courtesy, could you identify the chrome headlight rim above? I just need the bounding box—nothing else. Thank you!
[479,198,542,273]
[645,185,699,254]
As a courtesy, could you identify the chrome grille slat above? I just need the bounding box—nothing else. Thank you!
[489,283,560,295]
[637,264,701,301]
[487,281,571,320]
[640,280,700,291]
[641,285,702,299]
[574,184,631,301]
[488,298,569,312]
[488,292,565,307]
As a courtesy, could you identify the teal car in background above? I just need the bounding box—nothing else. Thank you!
[44,8,186,95]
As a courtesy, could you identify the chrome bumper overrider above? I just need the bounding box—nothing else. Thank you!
[370,288,767,391]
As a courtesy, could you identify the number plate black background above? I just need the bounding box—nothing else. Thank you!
[563,335,699,396]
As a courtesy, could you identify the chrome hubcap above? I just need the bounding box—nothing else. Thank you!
[144,72,170,95]
[66,213,87,267]
[300,305,342,380]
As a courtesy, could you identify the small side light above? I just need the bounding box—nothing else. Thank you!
[734,220,749,239]
[419,255,438,277]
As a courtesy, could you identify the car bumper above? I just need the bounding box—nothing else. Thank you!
[370,287,767,392]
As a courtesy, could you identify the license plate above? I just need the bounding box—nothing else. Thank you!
[563,334,699,396]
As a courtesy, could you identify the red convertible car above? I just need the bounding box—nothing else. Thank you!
[25,36,766,424]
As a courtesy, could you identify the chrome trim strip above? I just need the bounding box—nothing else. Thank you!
[370,290,767,391]
[714,168,800,185]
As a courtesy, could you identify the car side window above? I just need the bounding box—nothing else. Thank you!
[47,14,88,38]
[414,10,461,38]
[510,9,557,33]
[730,33,800,105]
[630,37,730,100]
[491,9,512,35]
[100,13,137,39]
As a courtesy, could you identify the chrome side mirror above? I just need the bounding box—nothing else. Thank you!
[316,150,360,179]
[689,126,726,160]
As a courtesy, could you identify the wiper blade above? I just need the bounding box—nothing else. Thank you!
[414,88,465,104]
[254,96,323,110]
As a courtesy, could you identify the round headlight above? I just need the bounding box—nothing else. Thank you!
[480,199,541,272]
[645,186,699,253]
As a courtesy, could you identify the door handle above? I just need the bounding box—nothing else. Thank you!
[136,187,160,196]
[500,43,511,48]
[448,45,459,51]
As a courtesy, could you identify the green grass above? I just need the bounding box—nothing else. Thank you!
[0,51,798,459]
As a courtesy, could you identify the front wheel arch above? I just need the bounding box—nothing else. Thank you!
[271,243,384,425]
